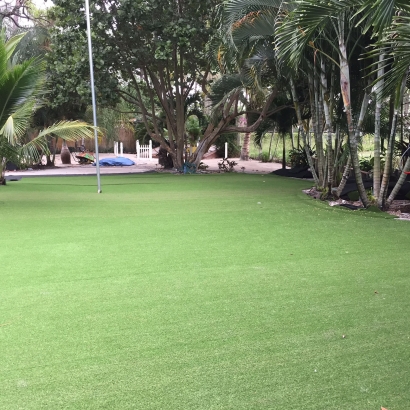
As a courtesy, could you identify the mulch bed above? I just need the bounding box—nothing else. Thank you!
[303,187,410,220]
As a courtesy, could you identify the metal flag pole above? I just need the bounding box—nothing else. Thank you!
[84,0,101,193]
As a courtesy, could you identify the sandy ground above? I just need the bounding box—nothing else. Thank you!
[5,154,285,177]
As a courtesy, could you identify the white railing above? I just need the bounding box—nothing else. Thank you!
[136,140,152,160]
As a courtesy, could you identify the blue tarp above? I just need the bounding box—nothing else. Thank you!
[94,157,135,167]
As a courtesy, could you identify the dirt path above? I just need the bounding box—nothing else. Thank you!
[5,154,285,177]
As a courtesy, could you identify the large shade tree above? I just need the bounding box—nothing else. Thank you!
[50,0,280,169]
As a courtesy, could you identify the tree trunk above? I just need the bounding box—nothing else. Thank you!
[241,132,250,161]
[335,89,370,197]
[386,93,410,207]
[308,70,324,186]
[320,58,334,195]
[290,77,319,185]
[268,131,274,161]
[46,137,57,166]
[378,108,398,208]
[373,53,384,199]
[338,21,369,207]
[282,133,286,169]
[290,126,294,150]
[335,154,351,197]
[333,125,344,185]
[378,71,408,209]
[386,156,410,208]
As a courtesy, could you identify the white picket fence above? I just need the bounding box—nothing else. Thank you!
[136,140,153,160]
[114,141,123,156]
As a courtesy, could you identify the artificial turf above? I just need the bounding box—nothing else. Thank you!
[0,173,409,409]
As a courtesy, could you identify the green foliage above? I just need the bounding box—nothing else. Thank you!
[359,155,386,172]
[186,115,201,143]
[289,148,313,167]
[47,1,120,118]
[0,28,97,180]
[359,156,373,172]
[348,190,360,201]
[84,101,135,142]
[0,136,18,165]
[217,158,238,171]
[259,152,271,162]
[215,132,240,158]
[50,0,224,168]
[394,140,410,158]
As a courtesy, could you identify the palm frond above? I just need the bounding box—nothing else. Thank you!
[0,100,36,144]
[209,74,244,106]
[225,0,291,30]
[367,14,410,99]
[276,1,340,69]
[0,136,19,164]
[355,0,410,35]
[0,58,45,128]
[35,121,99,141]
[4,31,27,61]
[231,9,277,43]
[20,121,99,162]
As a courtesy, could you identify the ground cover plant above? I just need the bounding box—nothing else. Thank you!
[0,174,409,409]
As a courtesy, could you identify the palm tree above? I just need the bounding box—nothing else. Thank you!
[372,15,410,208]
[224,0,410,209]
[0,30,97,184]
[226,1,377,192]
[275,1,374,206]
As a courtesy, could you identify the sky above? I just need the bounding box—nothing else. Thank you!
[31,0,53,9]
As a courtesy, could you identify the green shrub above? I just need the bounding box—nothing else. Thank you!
[260,152,271,163]
[288,148,313,167]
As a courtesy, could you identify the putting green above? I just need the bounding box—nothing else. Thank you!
[0,174,408,409]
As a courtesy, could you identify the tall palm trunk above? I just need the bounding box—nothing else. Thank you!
[282,133,286,169]
[337,18,369,207]
[386,156,410,208]
[378,70,408,209]
[308,70,324,186]
[320,58,334,195]
[373,53,385,199]
[241,132,251,160]
[335,154,351,197]
[290,77,319,185]
[333,125,344,184]
[335,89,370,197]
[240,114,250,160]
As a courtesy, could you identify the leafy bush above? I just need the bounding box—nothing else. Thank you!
[218,158,237,172]
[186,115,201,144]
[288,148,313,167]
[359,155,385,172]
[359,156,373,172]
[260,152,271,163]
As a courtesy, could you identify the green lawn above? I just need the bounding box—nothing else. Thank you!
[0,174,409,409]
